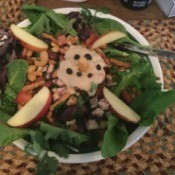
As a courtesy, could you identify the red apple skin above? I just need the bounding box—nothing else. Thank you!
[17,92,52,128]
[103,87,140,123]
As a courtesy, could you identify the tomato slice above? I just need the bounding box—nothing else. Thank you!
[16,90,32,105]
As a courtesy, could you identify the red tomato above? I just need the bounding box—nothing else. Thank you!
[16,90,32,105]
[85,32,98,47]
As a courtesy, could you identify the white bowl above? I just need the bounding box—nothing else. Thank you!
[13,8,163,163]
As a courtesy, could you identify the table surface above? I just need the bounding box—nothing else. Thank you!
[37,0,167,21]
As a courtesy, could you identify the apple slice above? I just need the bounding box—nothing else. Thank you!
[10,24,48,52]
[103,87,140,123]
[91,31,126,49]
[7,86,51,127]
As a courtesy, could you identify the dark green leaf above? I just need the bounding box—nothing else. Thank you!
[28,130,49,157]
[7,60,28,93]
[0,97,16,115]
[90,82,98,92]
[104,47,129,57]
[36,153,58,175]
[41,122,89,146]
[46,10,77,36]
[51,142,70,158]
[114,36,140,46]
[81,7,92,21]
[101,113,128,157]
[92,17,127,35]
[111,60,153,95]
[4,85,17,101]
[131,90,175,126]
[0,111,11,123]
[22,5,48,24]
[77,91,89,107]
[0,122,27,146]
[27,14,47,36]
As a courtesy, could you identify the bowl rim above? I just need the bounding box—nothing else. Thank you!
[13,7,163,164]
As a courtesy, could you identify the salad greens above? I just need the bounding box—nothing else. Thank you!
[7,60,29,94]
[0,5,175,175]
[0,60,28,115]
[131,90,175,126]
[101,113,128,157]
[0,122,27,146]
[22,5,77,36]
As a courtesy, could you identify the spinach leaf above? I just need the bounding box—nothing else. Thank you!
[92,17,127,35]
[131,90,175,126]
[114,36,140,46]
[22,5,77,36]
[0,121,27,146]
[0,60,28,116]
[0,96,16,115]
[46,10,77,36]
[0,111,11,123]
[22,5,48,24]
[27,14,48,36]
[81,7,110,24]
[4,85,17,101]
[101,113,128,157]
[7,60,28,93]
[40,122,89,146]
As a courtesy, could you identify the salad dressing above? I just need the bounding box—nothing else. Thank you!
[57,45,106,91]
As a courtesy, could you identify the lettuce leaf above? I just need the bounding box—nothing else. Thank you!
[7,59,28,94]
[131,90,175,126]
[0,111,12,123]
[0,60,28,115]
[40,122,89,146]
[92,17,127,35]
[22,5,77,36]
[101,113,128,157]
[22,5,48,24]
[0,121,27,146]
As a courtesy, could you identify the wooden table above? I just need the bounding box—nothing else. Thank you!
[37,0,167,21]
